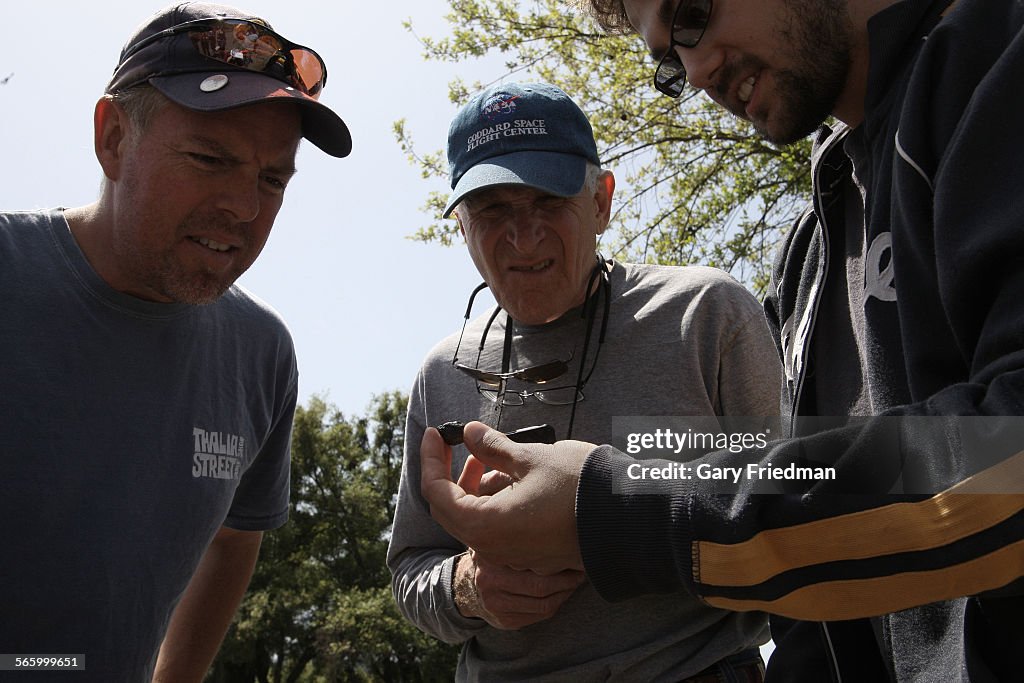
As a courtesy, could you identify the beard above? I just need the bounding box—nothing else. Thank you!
[156,214,251,306]
[113,209,253,306]
[719,0,854,145]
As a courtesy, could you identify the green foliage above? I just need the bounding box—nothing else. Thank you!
[208,393,458,683]
[397,0,813,293]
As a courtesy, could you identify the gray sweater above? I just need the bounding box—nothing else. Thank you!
[387,261,779,681]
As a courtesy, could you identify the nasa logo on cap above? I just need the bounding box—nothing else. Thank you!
[481,93,519,121]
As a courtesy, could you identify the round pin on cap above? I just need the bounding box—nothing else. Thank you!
[199,74,229,92]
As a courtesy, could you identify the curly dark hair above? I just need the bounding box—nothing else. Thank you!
[569,0,638,35]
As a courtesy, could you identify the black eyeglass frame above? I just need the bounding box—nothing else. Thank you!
[448,256,611,438]
[454,357,570,388]
[654,0,714,98]
[476,383,585,407]
[450,284,571,388]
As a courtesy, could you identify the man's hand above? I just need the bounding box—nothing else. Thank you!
[420,421,592,574]
[453,549,586,630]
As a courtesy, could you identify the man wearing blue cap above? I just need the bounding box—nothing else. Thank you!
[0,3,350,681]
[387,81,779,681]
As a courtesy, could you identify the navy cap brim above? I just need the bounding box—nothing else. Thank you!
[151,71,352,158]
[443,149,588,217]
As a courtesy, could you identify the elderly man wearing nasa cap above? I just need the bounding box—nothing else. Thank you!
[0,3,350,680]
[387,81,779,682]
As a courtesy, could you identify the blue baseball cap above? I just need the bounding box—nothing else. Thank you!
[443,82,600,217]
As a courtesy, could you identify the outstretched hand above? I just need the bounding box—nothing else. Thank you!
[420,421,593,574]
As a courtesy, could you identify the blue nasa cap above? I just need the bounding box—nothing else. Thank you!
[443,82,600,217]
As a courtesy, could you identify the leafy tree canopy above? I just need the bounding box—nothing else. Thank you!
[395,0,813,293]
[209,393,458,683]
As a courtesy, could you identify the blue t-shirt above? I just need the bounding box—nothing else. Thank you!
[0,209,296,680]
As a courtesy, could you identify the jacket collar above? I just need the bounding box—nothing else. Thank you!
[864,0,958,113]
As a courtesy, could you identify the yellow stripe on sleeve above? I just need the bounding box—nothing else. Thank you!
[704,538,1024,620]
[695,450,1024,588]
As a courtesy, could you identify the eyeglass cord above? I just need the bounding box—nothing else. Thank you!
[566,255,611,438]
[455,254,612,439]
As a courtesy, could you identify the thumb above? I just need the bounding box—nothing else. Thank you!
[461,421,537,480]
[420,427,463,510]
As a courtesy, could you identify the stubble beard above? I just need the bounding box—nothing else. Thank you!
[751,0,854,145]
[115,211,249,306]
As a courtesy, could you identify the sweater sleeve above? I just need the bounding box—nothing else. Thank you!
[714,286,782,419]
[386,370,487,644]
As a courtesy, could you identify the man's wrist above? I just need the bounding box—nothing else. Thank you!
[452,552,482,619]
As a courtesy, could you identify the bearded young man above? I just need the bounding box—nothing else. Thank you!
[419,1,1024,681]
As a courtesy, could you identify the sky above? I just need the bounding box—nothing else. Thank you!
[3,0,500,418]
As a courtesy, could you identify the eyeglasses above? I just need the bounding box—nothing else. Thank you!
[120,19,327,98]
[458,356,581,406]
[450,284,575,401]
[654,0,713,98]
[454,358,569,388]
[448,257,611,438]
[456,324,589,410]
[477,384,585,406]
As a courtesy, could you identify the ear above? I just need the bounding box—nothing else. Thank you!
[593,170,615,235]
[93,97,131,182]
[454,209,468,239]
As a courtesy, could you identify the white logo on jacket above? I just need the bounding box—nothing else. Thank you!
[865,231,897,302]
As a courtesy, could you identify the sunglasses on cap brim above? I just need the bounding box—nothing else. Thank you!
[120,18,327,99]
